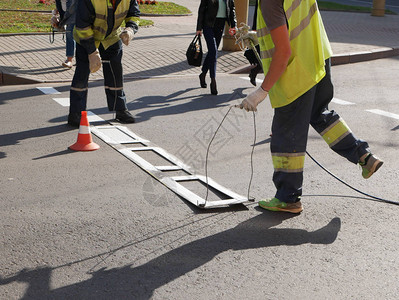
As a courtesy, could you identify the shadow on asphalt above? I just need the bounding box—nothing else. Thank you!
[0,124,75,159]
[0,213,341,298]
[131,87,247,122]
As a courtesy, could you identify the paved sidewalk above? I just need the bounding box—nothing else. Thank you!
[0,10,399,84]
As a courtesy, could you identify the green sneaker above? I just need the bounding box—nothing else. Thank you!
[258,198,303,214]
[359,153,383,179]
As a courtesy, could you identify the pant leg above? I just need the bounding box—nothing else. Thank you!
[69,43,90,114]
[202,18,225,78]
[310,59,369,164]
[98,40,128,112]
[65,24,75,58]
[271,87,316,203]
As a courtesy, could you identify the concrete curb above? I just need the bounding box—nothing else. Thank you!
[2,47,399,85]
[0,72,41,85]
[230,46,399,74]
[331,47,399,65]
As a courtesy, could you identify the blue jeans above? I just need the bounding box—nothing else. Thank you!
[202,18,226,78]
[65,24,75,58]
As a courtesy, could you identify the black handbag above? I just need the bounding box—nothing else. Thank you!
[186,35,203,67]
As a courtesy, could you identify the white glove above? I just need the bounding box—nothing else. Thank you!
[239,87,268,112]
[241,31,259,47]
[88,50,101,73]
[119,27,134,46]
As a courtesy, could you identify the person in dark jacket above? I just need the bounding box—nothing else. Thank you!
[196,0,237,95]
[52,0,76,68]
[67,0,140,127]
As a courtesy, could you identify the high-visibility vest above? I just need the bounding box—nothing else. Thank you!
[74,0,140,50]
[257,0,332,108]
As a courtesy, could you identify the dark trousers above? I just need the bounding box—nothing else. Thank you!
[271,59,370,203]
[201,18,226,79]
[69,40,127,114]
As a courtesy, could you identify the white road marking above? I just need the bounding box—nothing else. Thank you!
[331,98,355,105]
[37,87,60,94]
[87,111,105,123]
[366,109,399,120]
[52,98,70,107]
[239,76,263,84]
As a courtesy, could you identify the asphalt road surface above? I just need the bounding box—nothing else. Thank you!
[1,57,399,299]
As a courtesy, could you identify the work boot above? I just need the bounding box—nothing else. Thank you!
[258,197,303,214]
[359,153,383,179]
[67,112,81,127]
[115,110,135,123]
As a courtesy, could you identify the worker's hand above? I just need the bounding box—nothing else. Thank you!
[239,87,268,112]
[196,30,202,36]
[229,27,237,36]
[119,27,134,46]
[88,50,101,73]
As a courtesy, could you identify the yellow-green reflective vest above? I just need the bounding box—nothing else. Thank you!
[257,0,332,108]
[74,0,140,50]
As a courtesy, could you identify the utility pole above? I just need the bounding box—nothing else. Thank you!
[372,0,386,16]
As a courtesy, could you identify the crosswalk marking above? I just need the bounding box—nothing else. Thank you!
[37,87,60,95]
[87,111,105,123]
[239,76,263,84]
[366,109,399,120]
[331,98,355,105]
[52,98,70,107]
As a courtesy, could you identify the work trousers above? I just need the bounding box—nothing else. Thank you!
[271,59,370,203]
[69,40,127,114]
[202,18,226,78]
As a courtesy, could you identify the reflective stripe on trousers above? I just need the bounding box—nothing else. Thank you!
[271,59,369,203]
[70,40,127,114]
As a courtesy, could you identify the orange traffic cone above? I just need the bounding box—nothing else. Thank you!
[69,111,100,151]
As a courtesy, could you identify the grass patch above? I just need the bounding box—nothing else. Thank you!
[0,0,54,10]
[0,11,51,33]
[0,1,190,33]
[140,2,191,15]
[318,1,395,14]
[248,0,395,15]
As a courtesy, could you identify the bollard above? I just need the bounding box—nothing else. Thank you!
[371,0,386,17]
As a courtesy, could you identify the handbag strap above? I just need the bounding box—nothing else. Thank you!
[191,35,199,44]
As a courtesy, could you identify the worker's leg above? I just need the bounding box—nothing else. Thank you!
[99,41,128,112]
[271,87,316,203]
[310,59,369,163]
[70,43,90,114]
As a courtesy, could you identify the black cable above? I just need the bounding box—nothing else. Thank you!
[247,111,256,201]
[205,106,233,202]
[306,150,398,205]
[205,106,255,203]
[203,105,396,207]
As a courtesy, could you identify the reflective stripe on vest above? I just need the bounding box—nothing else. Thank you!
[320,118,352,147]
[75,0,140,50]
[272,152,305,173]
[257,0,332,108]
